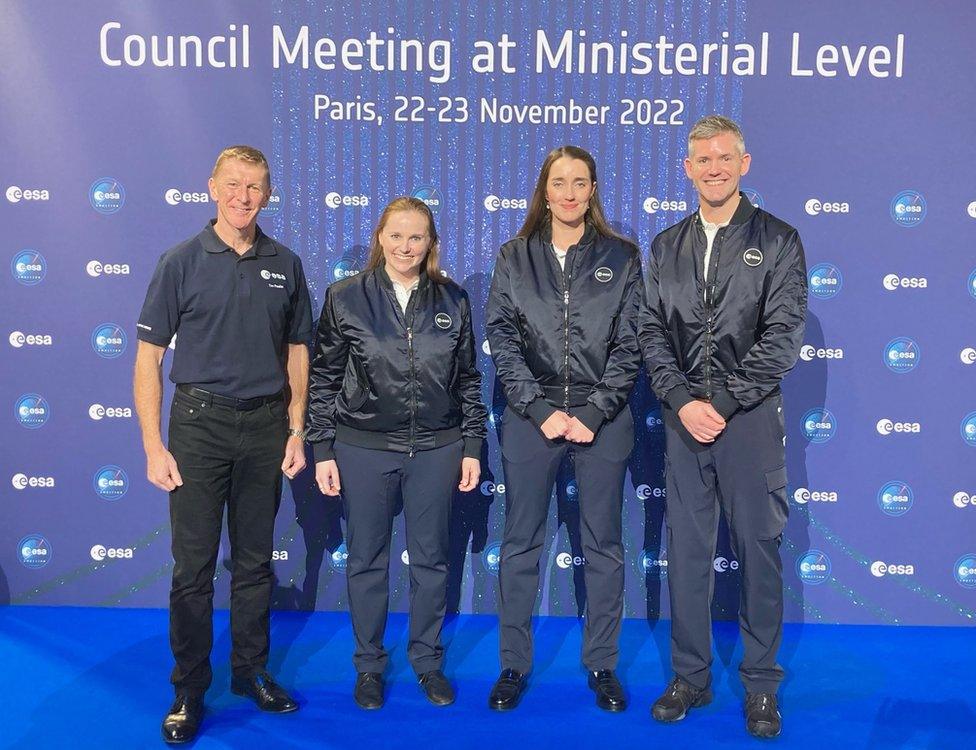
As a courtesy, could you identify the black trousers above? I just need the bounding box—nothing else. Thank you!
[497,406,633,673]
[334,439,462,675]
[167,389,286,695]
[663,393,789,694]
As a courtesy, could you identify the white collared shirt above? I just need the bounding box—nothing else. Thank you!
[392,278,419,314]
[552,243,568,271]
[700,209,730,292]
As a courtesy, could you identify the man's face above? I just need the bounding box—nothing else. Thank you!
[208,158,271,234]
[684,133,751,210]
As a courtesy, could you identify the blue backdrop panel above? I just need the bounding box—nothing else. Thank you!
[1,0,974,626]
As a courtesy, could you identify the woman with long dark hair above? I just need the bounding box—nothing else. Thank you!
[307,196,487,710]
[485,146,644,711]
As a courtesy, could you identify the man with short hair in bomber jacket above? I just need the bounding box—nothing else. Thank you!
[639,115,807,739]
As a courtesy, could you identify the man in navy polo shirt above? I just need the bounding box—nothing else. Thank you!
[134,145,312,744]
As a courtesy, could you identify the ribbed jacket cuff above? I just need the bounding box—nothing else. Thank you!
[525,397,557,428]
[664,384,694,413]
[463,437,484,460]
[575,404,605,434]
[710,388,741,419]
[312,440,335,462]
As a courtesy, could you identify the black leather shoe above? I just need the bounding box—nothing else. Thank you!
[745,692,782,738]
[651,676,713,722]
[161,694,204,744]
[418,670,455,706]
[230,671,299,713]
[354,672,385,710]
[587,669,627,712]
[488,669,527,711]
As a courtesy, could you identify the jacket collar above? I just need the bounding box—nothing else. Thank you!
[201,220,276,256]
[539,220,598,250]
[375,261,430,294]
[693,192,756,228]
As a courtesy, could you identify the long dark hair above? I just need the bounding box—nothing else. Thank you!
[365,196,447,283]
[517,145,627,241]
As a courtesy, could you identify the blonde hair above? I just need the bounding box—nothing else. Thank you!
[211,145,271,186]
[365,197,447,284]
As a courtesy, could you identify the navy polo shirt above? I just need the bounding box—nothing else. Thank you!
[137,221,313,399]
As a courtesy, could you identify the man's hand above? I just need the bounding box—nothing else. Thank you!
[564,417,595,444]
[458,457,481,492]
[315,460,341,496]
[146,445,183,491]
[281,435,306,479]
[677,400,726,443]
[540,411,573,440]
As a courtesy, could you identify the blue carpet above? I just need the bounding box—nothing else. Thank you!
[1,607,973,749]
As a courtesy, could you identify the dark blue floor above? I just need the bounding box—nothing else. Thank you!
[2,606,973,749]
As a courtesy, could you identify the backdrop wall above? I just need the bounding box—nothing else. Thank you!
[2,0,974,627]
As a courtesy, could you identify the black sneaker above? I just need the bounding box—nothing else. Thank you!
[651,676,713,722]
[745,692,782,738]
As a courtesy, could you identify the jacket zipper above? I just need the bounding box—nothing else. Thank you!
[703,227,723,399]
[562,252,572,412]
[406,290,417,457]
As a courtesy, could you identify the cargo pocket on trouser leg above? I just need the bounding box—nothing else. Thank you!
[760,466,789,544]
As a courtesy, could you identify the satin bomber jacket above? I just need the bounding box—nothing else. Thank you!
[485,224,644,433]
[306,264,487,462]
[639,195,807,418]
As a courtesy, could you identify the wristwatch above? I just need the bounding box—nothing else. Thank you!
[287,428,306,441]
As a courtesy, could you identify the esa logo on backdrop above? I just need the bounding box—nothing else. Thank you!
[952,491,975,509]
[808,263,842,300]
[877,481,913,517]
[637,550,668,579]
[90,544,134,561]
[876,418,921,436]
[870,560,915,577]
[89,404,132,420]
[742,188,764,209]
[636,484,666,500]
[6,185,50,203]
[480,480,506,497]
[890,190,926,227]
[792,487,838,504]
[645,407,664,433]
[883,337,919,373]
[9,331,53,348]
[86,260,130,277]
[330,542,349,570]
[15,394,50,429]
[93,465,129,500]
[331,257,362,281]
[796,550,831,584]
[411,186,442,212]
[556,552,586,569]
[484,195,528,212]
[89,178,125,214]
[955,554,976,588]
[804,198,850,215]
[11,250,47,285]
[969,269,976,300]
[960,348,976,365]
[642,197,687,214]
[799,344,844,361]
[263,191,282,214]
[482,541,502,575]
[801,408,836,444]
[961,412,976,447]
[883,273,927,291]
[11,473,55,490]
[564,480,579,501]
[324,191,368,209]
[713,556,739,573]
[18,534,51,569]
[91,324,127,358]
[487,406,505,431]
[164,188,209,205]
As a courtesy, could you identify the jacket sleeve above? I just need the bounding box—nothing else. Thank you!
[576,250,644,433]
[456,291,488,458]
[710,229,808,418]
[306,285,349,462]
[485,244,553,427]
[638,237,695,412]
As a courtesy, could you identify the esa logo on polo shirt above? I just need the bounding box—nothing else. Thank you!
[260,269,286,288]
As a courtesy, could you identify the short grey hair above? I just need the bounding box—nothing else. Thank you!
[687,115,745,157]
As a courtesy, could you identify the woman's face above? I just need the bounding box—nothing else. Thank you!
[379,210,432,283]
[545,156,594,228]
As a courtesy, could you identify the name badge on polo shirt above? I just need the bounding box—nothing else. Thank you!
[260,268,287,289]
